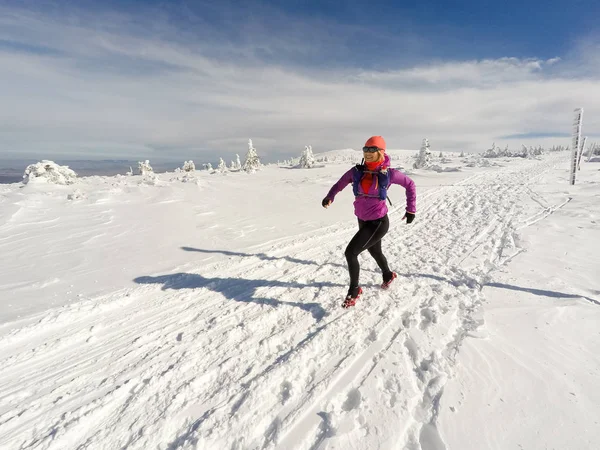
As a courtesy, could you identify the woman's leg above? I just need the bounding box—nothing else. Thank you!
[367,241,392,276]
[344,215,390,289]
[366,215,392,278]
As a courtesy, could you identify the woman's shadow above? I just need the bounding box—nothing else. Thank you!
[134,272,343,321]
[181,246,349,270]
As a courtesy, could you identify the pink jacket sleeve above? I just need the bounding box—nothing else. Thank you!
[326,168,354,201]
[390,169,416,213]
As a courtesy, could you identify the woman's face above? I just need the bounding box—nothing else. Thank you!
[363,150,383,163]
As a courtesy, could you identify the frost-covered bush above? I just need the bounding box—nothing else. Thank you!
[549,145,568,152]
[243,139,261,173]
[413,139,432,169]
[67,190,86,200]
[531,145,544,156]
[483,143,544,159]
[483,143,499,158]
[216,158,227,173]
[182,160,195,172]
[483,143,513,158]
[138,160,153,175]
[170,170,199,183]
[23,160,78,185]
[299,145,315,168]
[429,165,461,173]
[230,155,242,170]
[516,145,543,158]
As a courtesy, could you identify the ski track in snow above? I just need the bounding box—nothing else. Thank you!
[0,154,571,450]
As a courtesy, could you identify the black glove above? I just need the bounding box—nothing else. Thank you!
[403,212,415,224]
[322,197,332,208]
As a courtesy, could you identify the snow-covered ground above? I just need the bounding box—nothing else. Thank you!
[0,150,598,449]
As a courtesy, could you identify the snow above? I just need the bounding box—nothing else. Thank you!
[0,150,599,449]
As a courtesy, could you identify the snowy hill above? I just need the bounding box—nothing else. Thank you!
[0,152,599,449]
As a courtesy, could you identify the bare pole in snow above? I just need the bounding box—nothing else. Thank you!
[570,108,583,185]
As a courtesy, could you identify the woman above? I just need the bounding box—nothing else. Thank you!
[322,136,416,308]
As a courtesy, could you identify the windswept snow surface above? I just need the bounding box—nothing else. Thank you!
[0,151,598,449]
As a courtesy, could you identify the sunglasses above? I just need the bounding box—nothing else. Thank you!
[362,146,383,153]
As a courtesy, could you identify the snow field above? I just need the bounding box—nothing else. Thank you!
[0,152,597,449]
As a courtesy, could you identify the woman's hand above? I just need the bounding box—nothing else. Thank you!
[403,212,415,223]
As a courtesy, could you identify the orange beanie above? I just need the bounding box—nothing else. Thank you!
[364,136,386,151]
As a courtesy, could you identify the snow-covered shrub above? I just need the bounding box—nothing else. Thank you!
[126,166,133,176]
[483,143,499,158]
[429,165,461,173]
[170,170,199,183]
[299,145,315,168]
[549,145,568,152]
[243,139,261,173]
[216,158,227,173]
[413,139,432,169]
[182,160,195,172]
[467,158,492,168]
[518,145,544,158]
[138,160,153,175]
[67,190,86,200]
[23,160,78,185]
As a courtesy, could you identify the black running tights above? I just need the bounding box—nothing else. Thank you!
[344,215,391,289]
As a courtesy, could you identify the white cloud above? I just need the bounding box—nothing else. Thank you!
[1,5,599,161]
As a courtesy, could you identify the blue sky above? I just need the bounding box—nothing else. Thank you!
[1,0,599,162]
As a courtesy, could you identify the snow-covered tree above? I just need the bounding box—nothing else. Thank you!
[138,160,153,175]
[243,139,261,173]
[182,160,195,172]
[483,143,499,158]
[459,151,465,158]
[438,151,443,158]
[23,160,78,185]
[216,158,227,173]
[413,138,432,169]
[299,145,316,168]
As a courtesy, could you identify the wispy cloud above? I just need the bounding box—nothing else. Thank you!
[1,3,599,161]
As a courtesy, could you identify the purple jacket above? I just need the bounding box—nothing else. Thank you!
[326,155,416,221]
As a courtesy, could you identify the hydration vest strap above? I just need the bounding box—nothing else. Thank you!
[352,161,392,202]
